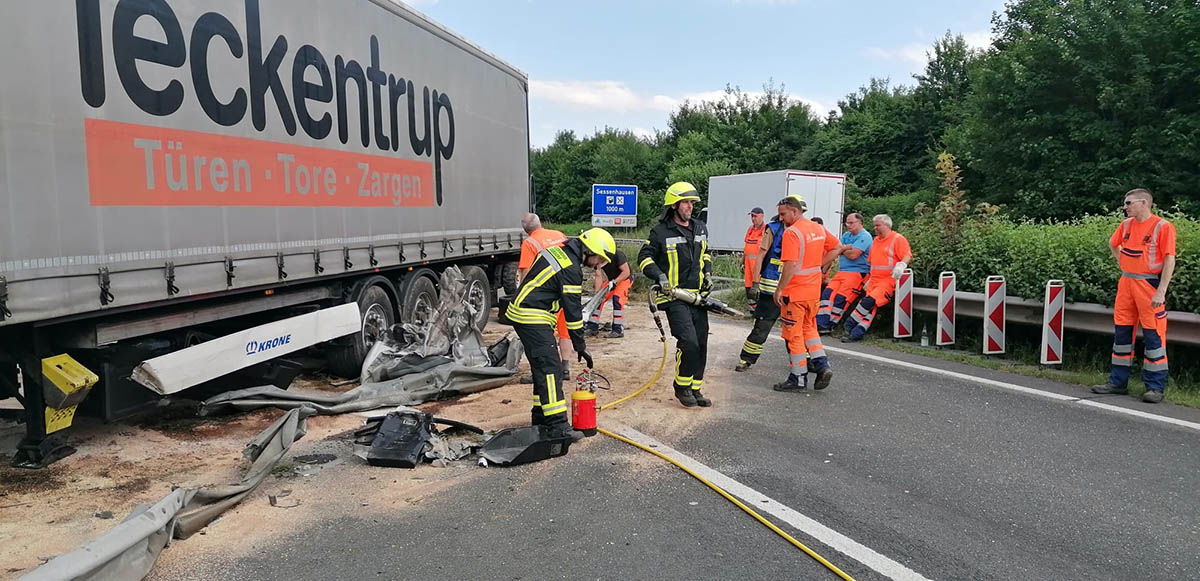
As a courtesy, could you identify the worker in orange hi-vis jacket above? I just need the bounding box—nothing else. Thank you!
[842,214,912,342]
[773,195,840,392]
[517,213,571,383]
[743,207,767,306]
[1091,188,1177,404]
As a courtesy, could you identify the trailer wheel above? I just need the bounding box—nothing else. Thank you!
[460,265,492,332]
[500,261,519,297]
[402,273,438,327]
[328,285,394,378]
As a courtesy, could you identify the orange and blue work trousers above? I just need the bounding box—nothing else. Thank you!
[817,271,867,329]
[1109,275,1169,392]
[781,297,829,379]
[586,279,632,333]
[845,276,896,340]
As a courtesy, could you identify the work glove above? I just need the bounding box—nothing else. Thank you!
[657,273,672,291]
[700,276,713,296]
[577,349,594,370]
[745,285,759,302]
[892,261,908,280]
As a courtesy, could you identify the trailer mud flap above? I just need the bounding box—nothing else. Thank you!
[131,303,361,395]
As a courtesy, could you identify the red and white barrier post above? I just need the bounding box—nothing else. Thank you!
[983,275,1006,355]
[1040,280,1065,365]
[936,271,955,346]
[893,268,914,339]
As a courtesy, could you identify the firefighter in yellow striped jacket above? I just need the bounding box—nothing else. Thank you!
[507,227,616,439]
[638,182,715,408]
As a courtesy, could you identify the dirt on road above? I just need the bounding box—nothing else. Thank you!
[0,303,751,578]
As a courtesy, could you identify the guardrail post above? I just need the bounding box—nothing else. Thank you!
[984,276,1006,355]
[893,268,914,339]
[1040,280,1066,365]
[937,272,955,345]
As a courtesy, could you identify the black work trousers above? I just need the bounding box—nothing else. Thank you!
[739,293,781,364]
[514,322,568,426]
[662,300,709,391]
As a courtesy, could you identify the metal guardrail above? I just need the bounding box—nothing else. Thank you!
[910,287,1200,347]
[715,275,1200,346]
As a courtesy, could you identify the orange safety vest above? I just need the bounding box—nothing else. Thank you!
[1115,216,1172,278]
[519,228,568,269]
[868,231,911,276]
[744,224,765,257]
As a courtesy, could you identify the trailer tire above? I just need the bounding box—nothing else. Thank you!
[460,265,492,332]
[500,261,519,297]
[402,273,438,328]
[328,285,395,378]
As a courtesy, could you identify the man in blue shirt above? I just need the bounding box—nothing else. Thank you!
[817,213,873,333]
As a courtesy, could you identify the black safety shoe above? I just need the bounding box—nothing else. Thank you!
[675,388,697,407]
[1142,390,1164,403]
[606,329,624,339]
[543,422,584,442]
[734,360,751,372]
[812,368,833,391]
[601,322,613,332]
[585,327,601,338]
[840,333,858,343]
[773,375,807,392]
[692,390,712,407]
[1090,383,1128,395]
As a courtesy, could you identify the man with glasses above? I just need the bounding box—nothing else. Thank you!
[817,213,873,333]
[1092,189,1178,403]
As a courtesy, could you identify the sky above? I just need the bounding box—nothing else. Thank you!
[405,0,1007,148]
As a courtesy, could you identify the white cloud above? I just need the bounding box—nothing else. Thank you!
[866,30,994,69]
[631,127,655,140]
[530,80,826,118]
[962,30,993,51]
[864,44,930,68]
[529,80,677,113]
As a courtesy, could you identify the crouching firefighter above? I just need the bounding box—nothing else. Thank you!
[507,228,617,439]
[640,182,715,408]
[735,212,786,372]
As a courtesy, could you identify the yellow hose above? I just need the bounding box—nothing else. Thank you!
[594,312,854,580]
[598,428,855,580]
[598,339,667,411]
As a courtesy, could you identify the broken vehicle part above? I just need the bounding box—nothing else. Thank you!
[478,425,575,467]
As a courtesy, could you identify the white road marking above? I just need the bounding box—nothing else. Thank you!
[822,344,1200,433]
[610,424,932,581]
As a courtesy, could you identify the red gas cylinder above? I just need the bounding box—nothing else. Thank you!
[570,389,597,436]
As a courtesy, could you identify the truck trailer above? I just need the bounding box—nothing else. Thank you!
[0,0,531,467]
[706,170,847,251]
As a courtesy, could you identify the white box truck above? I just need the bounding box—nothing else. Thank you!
[0,0,531,466]
[706,170,847,251]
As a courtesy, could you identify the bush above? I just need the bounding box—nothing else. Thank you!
[846,190,939,227]
[908,211,1199,312]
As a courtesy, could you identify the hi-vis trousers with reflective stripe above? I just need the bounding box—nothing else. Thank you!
[781,297,829,376]
[1109,275,1169,392]
[740,293,781,365]
[663,300,709,391]
[513,321,569,425]
[588,279,633,332]
[845,276,896,340]
[817,271,866,329]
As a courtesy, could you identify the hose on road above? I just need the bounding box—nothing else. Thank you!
[594,296,854,580]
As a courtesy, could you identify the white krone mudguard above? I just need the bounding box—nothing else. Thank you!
[132,303,362,395]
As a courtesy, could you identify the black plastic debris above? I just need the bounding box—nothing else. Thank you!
[354,409,484,468]
[477,425,574,467]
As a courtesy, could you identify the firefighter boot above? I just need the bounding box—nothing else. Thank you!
[674,387,697,407]
[773,373,807,392]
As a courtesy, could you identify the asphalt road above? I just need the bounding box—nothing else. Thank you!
[158,318,1200,580]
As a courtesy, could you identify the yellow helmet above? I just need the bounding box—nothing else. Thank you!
[664,182,701,206]
[785,193,808,211]
[578,227,616,263]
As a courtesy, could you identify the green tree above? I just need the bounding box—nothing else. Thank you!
[956,0,1200,218]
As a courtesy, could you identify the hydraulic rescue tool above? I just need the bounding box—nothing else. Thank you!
[653,286,745,317]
